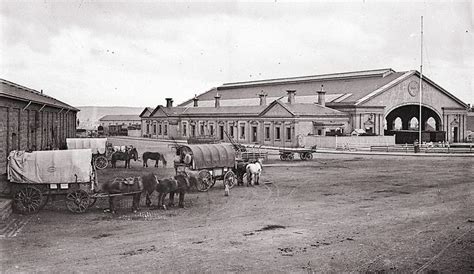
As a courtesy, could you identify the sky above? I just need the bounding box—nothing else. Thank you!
[0,0,472,108]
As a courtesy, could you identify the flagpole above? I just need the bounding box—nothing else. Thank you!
[419,16,423,144]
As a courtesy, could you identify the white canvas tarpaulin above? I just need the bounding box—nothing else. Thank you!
[66,138,107,154]
[7,149,93,184]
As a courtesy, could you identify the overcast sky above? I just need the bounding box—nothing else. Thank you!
[1,1,472,107]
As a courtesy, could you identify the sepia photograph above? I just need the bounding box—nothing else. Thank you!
[0,0,473,272]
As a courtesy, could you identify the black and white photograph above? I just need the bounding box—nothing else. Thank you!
[0,0,473,272]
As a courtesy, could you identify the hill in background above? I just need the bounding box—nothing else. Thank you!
[77,106,145,130]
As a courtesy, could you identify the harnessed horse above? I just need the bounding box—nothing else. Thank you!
[111,147,138,168]
[245,159,263,186]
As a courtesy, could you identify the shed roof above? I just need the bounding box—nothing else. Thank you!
[0,78,78,111]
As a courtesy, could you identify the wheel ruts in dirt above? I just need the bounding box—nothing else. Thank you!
[65,190,91,213]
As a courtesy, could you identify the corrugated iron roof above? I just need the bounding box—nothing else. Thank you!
[177,69,406,107]
[0,78,78,111]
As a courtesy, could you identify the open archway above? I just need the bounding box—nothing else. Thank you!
[385,104,443,143]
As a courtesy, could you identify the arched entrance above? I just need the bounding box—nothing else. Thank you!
[385,105,444,144]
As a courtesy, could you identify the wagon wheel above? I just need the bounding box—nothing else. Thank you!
[13,186,45,214]
[280,154,287,161]
[88,197,97,208]
[94,155,108,170]
[196,170,212,192]
[299,153,307,161]
[287,153,294,161]
[223,170,237,189]
[65,190,91,213]
[305,152,313,160]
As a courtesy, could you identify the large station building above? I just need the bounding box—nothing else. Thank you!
[140,68,469,146]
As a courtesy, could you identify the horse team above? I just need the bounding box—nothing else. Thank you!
[102,146,263,214]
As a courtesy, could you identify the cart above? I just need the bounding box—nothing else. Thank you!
[173,143,237,192]
[7,149,98,214]
[66,138,109,169]
[279,146,317,161]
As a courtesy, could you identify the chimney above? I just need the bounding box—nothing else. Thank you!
[165,98,173,108]
[258,91,267,106]
[317,85,326,107]
[192,94,199,107]
[287,90,296,104]
[214,93,221,108]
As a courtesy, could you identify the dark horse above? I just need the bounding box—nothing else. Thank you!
[101,176,157,213]
[111,147,138,168]
[143,173,197,209]
[142,152,167,167]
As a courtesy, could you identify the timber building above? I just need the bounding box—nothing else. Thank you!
[0,79,78,174]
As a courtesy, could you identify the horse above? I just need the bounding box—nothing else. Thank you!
[245,159,263,186]
[101,175,157,214]
[111,147,138,168]
[142,152,167,167]
[144,173,198,209]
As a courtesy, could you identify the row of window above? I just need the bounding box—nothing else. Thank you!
[181,122,292,142]
[145,123,168,136]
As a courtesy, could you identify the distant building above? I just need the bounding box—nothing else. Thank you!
[99,115,141,136]
[140,68,469,145]
[0,79,78,186]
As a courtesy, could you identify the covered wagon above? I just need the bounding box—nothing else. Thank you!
[7,149,97,214]
[174,143,237,192]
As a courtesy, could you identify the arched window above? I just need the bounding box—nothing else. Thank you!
[393,117,402,131]
[409,117,419,130]
[426,117,436,131]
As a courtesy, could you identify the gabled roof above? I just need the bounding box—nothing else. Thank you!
[259,100,348,117]
[99,115,141,121]
[139,107,154,118]
[0,78,78,111]
[354,70,468,108]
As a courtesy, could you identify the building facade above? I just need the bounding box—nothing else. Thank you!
[99,115,141,136]
[0,79,78,174]
[142,68,469,145]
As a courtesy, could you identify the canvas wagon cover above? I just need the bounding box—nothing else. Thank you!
[184,144,235,169]
[66,138,107,154]
[7,149,93,184]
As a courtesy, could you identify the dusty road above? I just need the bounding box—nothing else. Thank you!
[1,137,473,272]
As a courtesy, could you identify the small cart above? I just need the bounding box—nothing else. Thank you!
[66,138,109,170]
[279,146,317,161]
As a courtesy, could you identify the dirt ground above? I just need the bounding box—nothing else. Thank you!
[1,138,473,272]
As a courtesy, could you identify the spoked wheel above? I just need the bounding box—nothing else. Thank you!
[196,170,212,192]
[223,170,237,189]
[305,152,313,160]
[94,156,108,170]
[299,153,306,161]
[287,153,294,161]
[65,190,91,213]
[280,154,287,161]
[13,186,46,214]
[88,197,97,208]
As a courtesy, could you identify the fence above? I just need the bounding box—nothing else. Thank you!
[303,135,396,150]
